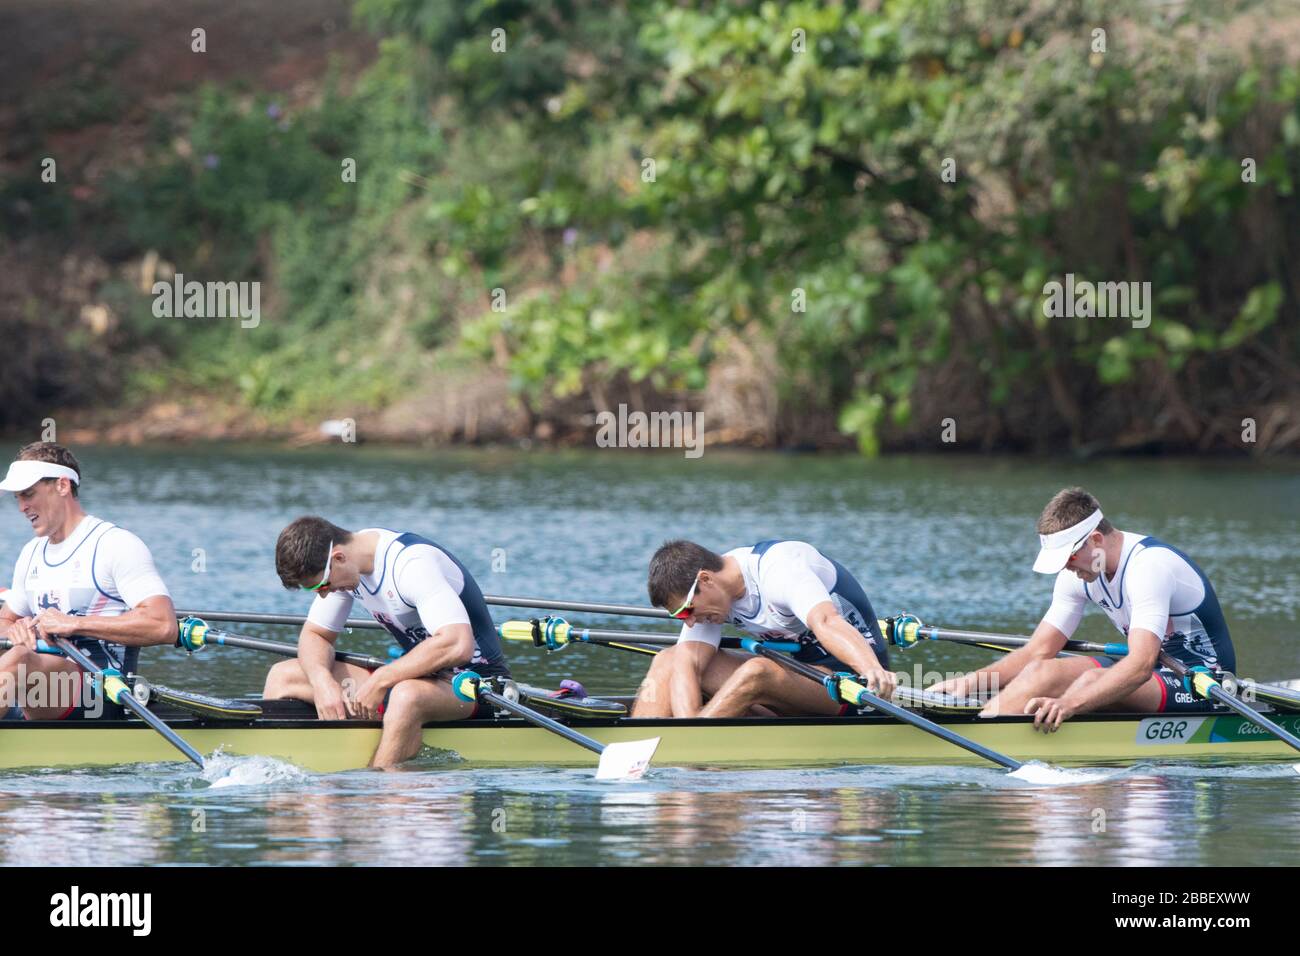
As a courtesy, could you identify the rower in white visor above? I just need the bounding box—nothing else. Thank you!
[0,444,178,720]
[929,486,1237,729]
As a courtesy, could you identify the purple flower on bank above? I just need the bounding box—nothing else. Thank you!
[267,103,282,119]
[203,154,220,169]
[563,228,578,246]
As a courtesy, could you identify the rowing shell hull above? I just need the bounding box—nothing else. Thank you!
[2,711,1298,772]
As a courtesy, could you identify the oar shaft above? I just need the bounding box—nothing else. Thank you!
[745,641,1023,771]
[476,688,606,757]
[576,626,800,653]
[178,609,386,631]
[563,626,676,646]
[597,642,663,656]
[895,621,1125,657]
[202,628,388,670]
[499,618,800,653]
[178,595,674,632]
[1158,653,1300,754]
[52,637,205,769]
[483,596,671,619]
[115,688,207,765]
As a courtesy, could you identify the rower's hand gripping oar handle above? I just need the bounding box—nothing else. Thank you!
[28,626,135,705]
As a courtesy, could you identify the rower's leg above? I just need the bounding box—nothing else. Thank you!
[263,659,308,699]
[262,659,372,701]
[979,656,1097,717]
[0,646,88,719]
[631,645,676,717]
[632,647,789,717]
[0,648,21,713]
[371,677,475,769]
[1068,668,1166,712]
[700,656,843,718]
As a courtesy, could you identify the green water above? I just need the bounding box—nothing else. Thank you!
[0,445,1297,866]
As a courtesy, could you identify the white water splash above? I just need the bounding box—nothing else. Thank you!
[201,750,308,789]
[1007,761,1125,786]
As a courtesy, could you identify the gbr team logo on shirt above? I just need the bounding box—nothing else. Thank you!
[373,611,427,645]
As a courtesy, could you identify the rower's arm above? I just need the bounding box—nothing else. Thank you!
[298,620,345,691]
[56,595,179,646]
[936,568,1084,697]
[377,558,477,684]
[1059,629,1160,711]
[0,604,38,646]
[805,601,887,675]
[0,606,19,641]
[670,641,716,717]
[54,528,178,645]
[372,623,474,687]
[1056,557,1172,711]
[938,620,1069,698]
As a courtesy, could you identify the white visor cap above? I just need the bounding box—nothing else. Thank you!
[1033,508,1103,574]
[0,460,81,493]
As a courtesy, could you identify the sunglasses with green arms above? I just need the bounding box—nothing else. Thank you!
[303,541,334,592]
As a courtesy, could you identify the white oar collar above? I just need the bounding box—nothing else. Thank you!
[1033,508,1103,574]
[0,460,81,492]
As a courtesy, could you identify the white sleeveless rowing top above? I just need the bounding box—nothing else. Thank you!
[5,516,171,671]
[1041,531,1235,672]
[677,540,888,665]
[306,529,509,677]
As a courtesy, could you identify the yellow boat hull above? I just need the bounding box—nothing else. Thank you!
[2,711,1297,773]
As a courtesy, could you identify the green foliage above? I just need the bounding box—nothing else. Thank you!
[839,393,886,457]
[102,81,363,267]
[85,40,447,416]
[403,0,1299,452]
[14,0,1297,450]
[1221,282,1283,350]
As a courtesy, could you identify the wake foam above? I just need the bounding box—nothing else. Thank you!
[200,749,309,789]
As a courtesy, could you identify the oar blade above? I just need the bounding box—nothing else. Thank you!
[595,737,660,781]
